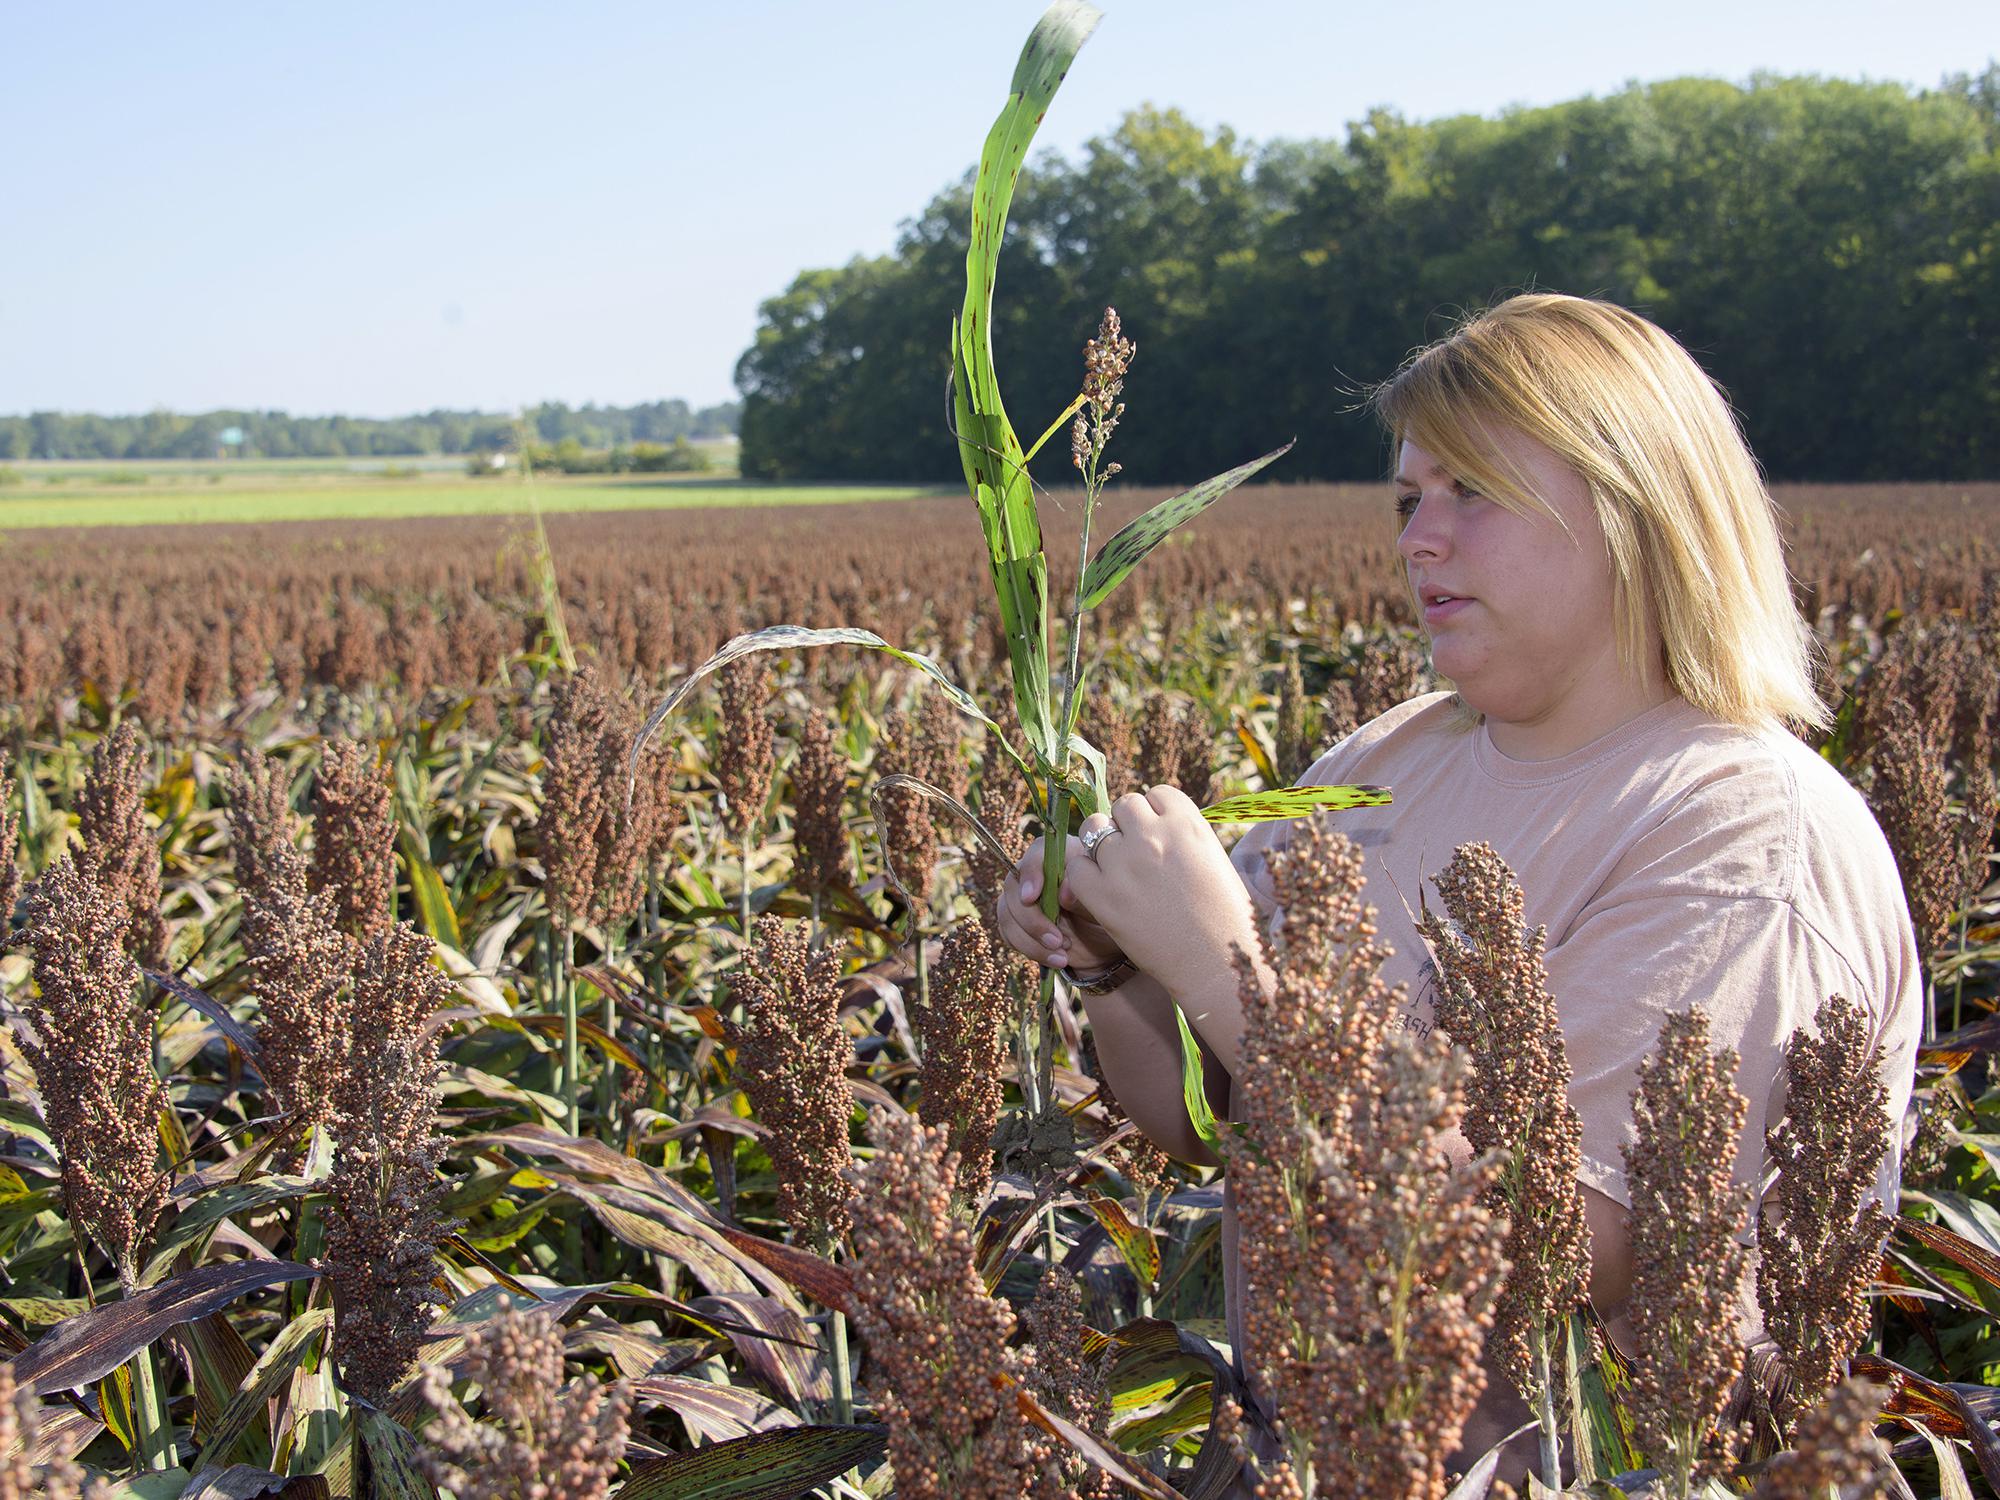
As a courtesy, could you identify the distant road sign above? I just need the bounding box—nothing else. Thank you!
[219,426,245,446]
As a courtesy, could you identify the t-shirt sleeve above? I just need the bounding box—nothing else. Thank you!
[1547,892,1905,1216]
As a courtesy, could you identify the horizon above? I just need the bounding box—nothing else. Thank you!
[5,1,1990,418]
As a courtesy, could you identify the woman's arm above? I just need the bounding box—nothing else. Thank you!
[1076,969,1231,1167]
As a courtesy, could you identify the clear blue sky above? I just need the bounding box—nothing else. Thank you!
[4,1,1990,418]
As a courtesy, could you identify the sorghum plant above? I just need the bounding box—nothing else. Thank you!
[540,670,612,926]
[21,854,170,1287]
[729,915,855,1249]
[1273,649,1318,785]
[1135,692,1213,804]
[1757,994,1894,1436]
[715,657,775,840]
[627,1,1375,1191]
[1869,715,1959,968]
[325,921,456,1404]
[0,1360,110,1500]
[1415,841,1591,1484]
[845,1110,1049,1499]
[590,686,676,931]
[73,718,168,967]
[311,737,397,941]
[1082,683,1139,798]
[1750,1379,1892,1500]
[417,1299,632,1500]
[789,705,853,898]
[874,708,943,911]
[0,753,20,935]
[1022,1269,1113,1497]
[966,728,1029,930]
[1622,1006,1750,1499]
[227,750,356,1128]
[911,915,1009,1204]
[1225,815,1505,1499]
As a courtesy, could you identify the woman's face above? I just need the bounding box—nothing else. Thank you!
[1395,428,1646,743]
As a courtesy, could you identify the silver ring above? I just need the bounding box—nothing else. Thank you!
[1079,822,1120,857]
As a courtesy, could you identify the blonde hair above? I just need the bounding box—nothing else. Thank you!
[1370,293,1828,733]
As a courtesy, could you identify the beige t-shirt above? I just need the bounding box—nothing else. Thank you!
[1227,690,1923,1214]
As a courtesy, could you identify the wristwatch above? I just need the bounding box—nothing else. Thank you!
[1065,956,1138,995]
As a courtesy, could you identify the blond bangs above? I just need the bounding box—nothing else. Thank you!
[1370,294,1830,735]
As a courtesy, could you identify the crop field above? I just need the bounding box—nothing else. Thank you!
[0,452,939,531]
[0,476,1994,1497]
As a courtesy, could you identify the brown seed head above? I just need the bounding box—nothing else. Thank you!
[911,916,1009,1204]
[0,753,20,942]
[311,737,397,941]
[1224,815,1506,1500]
[21,854,170,1286]
[1751,1378,1892,1500]
[790,706,853,895]
[1757,995,1895,1435]
[1022,1269,1113,1496]
[966,730,1030,931]
[729,915,856,1247]
[1415,841,1591,1402]
[73,718,168,967]
[325,921,457,1404]
[417,1298,632,1500]
[0,1358,114,1498]
[1622,1005,1750,1491]
[227,748,357,1128]
[716,657,776,839]
[845,1109,1050,1499]
[874,707,942,910]
[540,670,611,926]
[1867,714,1960,967]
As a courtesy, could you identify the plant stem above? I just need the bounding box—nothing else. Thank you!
[597,921,622,1144]
[830,1307,854,1426]
[1533,1324,1562,1492]
[740,826,754,952]
[1953,908,1968,1034]
[562,926,580,1136]
[127,1339,174,1471]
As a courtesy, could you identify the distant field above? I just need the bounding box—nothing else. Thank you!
[0,452,944,529]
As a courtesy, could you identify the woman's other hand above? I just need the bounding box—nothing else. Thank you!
[996,823,1124,971]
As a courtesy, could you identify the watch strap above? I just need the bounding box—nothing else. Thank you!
[1066,957,1138,995]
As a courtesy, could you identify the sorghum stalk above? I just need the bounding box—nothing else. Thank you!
[311,738,396,941]
[911,917,1009,1204]
[1225,816,1505,1499]
[325,921,457,1405]
[73,718,169,968]
[22,855,176,1471]
[1415,842,1591,1490]
[1757,994,1894,1436]
[728,915,856,1248]
[1622,1006,1750,1500]
[844,1110,1050,1498]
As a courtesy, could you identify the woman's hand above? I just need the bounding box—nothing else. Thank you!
[1059,785,1262,1008]
[995,831,1124,971]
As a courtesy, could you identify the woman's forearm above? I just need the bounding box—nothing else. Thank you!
[1159,935,1271,1081]
[1079,970,1229,1166]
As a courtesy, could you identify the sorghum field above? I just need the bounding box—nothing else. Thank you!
[0,478,1995,1498]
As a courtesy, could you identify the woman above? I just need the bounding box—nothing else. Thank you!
[995,292,1923,1475]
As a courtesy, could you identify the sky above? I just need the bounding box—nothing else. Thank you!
[4,1,1992,419]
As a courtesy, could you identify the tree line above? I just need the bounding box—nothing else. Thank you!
[0,399,742,462]
[736,67,1999,483]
